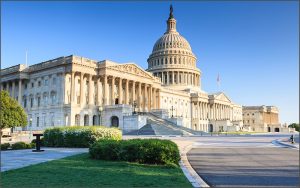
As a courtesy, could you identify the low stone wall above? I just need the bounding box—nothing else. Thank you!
[123,115,147,133]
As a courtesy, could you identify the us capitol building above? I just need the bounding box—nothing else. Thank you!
[0,6,243,134]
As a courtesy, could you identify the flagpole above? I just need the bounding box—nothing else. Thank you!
[25,51,28,67]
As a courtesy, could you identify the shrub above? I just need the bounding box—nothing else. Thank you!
[11,142,27,150]
[89,139,180,166]
[26,142,36,149]
[44,126,122,148]
[1,143,10,150]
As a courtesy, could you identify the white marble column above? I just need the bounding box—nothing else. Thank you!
[97,77,101,105]
[125,79,129,104]
[118,78,123,104]
[88,75,93,105]
[138,82,142,110]
[80,73,84,105]
[149,85,152,110]
[144,84,147,111]
[132,81,136,103]
[18,79,22,104]
[167,72,169,85]
[103,75,108,105]
[71,72,75,104]
[111,76,115,105]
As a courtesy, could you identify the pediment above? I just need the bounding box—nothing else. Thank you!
[215,92,231,103]
[108,63,154,79]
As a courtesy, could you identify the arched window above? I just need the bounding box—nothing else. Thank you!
[165,58,168,64]
[84,115,89,126]
[93,115,98,125]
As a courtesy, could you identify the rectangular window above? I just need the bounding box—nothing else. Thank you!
[53,77,57,85]
[24,98,27,108]
[44,79,48,86]
[30,98,34,107]
[38,97,41,107]
[25,84,27,89]
[42,114,46,127]
[36,117,39,127]
[38,81,41,87]
[31,82,34,88]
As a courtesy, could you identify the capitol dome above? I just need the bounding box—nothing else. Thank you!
[147,5,201,91]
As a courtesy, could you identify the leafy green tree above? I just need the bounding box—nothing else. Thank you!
[0,91,27,131]
[288,123,299,132]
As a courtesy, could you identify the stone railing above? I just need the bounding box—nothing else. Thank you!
[1,64,27,75]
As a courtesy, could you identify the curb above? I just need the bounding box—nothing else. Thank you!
[179,144,210,188]
[272,139,299,149]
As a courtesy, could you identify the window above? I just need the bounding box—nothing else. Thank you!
[38,81,41,87]
[247,113,249,116]
[253,120,255,123]
[37,97,41,107]
[36,117,39,127]
[247,120,250,123]
[24,98,27,108]
[30,98,34,107]
[50,113,54,126]
[31,82,34,88]
[42,114,46,127]
[25,84,27,89]
[53,77,56,85]
[252,113,254,116]
[51,93,56,104]
[44,95,48,106]
[44,79,48,86]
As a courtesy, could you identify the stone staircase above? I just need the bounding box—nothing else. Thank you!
[125,113,207,136]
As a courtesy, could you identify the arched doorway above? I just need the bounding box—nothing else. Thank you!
[209,124,213,132]
[75,114,80,126]
[84,115,89,126]
[115,98,119,104]
[111,116,119,127]
[274,128,280,132]
[93,115,97,125]
[268,127,271,132]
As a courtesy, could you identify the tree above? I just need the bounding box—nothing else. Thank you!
[288,123,299,132]
[0,90,27,131]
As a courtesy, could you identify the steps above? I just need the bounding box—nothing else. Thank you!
[125,113,208,136]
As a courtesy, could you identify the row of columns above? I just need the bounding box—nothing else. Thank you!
[210,103,232,120]
[69,72,160,111]
[1,80,23,104]
[154,71,199,86]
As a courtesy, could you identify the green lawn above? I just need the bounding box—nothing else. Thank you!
[1,153,192,188]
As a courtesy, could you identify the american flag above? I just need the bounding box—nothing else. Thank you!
[217,73,220,88]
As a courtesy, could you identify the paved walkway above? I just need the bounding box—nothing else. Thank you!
[1,147,88,172]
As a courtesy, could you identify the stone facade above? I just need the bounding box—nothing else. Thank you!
[242,105,282,132]
[0,6,243,133]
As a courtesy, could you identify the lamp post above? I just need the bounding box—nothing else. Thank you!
[98,106,103,125]
[133,100,137,114]
[170,106,175,118]
[29,118,33,139]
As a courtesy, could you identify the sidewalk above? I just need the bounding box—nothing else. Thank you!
[275,138,299,149]
[1,147,88,172]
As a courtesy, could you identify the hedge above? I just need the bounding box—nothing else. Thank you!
[89,139,180,166]
[11,142,35,150]
[1,143,10,150]
[44,126,122,148]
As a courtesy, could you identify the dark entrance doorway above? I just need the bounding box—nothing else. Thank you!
[274,128,280,132]
[111,116,119,127]
[115,98,119,104]
[268,127,271,132]
[209,124,213,132]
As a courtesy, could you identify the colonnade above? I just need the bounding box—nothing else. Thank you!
[69,72,160,111]
[210,103,232,120]
[1,79,23,104]
[153,71,200,86]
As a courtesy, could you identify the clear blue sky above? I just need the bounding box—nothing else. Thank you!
[2,1,299,124]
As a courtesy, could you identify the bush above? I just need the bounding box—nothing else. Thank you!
[89,139,180,166]
[11,142,27,150]
[1,143,10,150]
[44,126,122,148]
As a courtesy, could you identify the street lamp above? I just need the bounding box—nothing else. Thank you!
[132,100,137,114]
[29,118,33,139]
[98,106,103,125]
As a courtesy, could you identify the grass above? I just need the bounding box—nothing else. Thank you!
[1,153,192,188]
